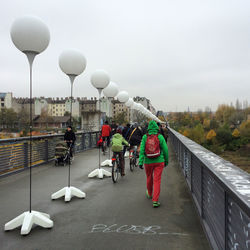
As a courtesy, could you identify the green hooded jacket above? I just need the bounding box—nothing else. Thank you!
[111,133,129,152]
[139,120,169,165]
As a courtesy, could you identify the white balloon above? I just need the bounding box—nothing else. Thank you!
[11,15,50,54]
[117,91,129,103]
[91,70,110,89]
[59,49,86,76]
[103,81,119,98]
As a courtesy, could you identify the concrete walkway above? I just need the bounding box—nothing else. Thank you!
[0,143,210,250]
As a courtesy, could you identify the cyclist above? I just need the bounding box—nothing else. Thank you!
[101,121,111,153]
[128,123,143,157]
[122,123,131,155]
[64,125,76,158]
[111,128,129,176]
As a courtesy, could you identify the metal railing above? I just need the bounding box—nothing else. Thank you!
[0,131,99,177]
[169,128,250,250]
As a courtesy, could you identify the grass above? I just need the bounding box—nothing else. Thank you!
[219,144,250,173]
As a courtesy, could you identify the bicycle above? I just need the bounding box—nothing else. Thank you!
[102,137,108,155]
[129,145,138,172]
[111,152,122,183]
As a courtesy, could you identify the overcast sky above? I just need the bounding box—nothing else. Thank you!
[0,0,250,112]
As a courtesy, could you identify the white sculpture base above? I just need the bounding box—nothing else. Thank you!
[51,186,86,202]
[4,210,53,235]
[101,159,112,167]
[88,168,111,179]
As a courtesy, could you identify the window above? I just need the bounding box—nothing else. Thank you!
[1,103,4,107]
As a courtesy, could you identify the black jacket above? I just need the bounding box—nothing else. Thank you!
[64,130,76,143]
[122,126,131,140]
[128,127,143,146]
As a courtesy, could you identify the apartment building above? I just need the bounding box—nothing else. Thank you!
[112,100,130,122]
[0,92,12,109]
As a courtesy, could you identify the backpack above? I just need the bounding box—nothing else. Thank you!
[145,134,161,158]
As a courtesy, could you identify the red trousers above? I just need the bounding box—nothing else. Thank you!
[144,162,164,202]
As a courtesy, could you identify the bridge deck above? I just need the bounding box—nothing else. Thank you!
[0,143,210,250]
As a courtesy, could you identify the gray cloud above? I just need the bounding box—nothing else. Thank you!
[0,0,249,111]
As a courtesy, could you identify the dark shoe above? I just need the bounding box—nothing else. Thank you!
[121,173,125,176]
[153,201,160,208]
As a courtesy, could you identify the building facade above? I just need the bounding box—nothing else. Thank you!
[112,100,130,122]
[0,93,12,109]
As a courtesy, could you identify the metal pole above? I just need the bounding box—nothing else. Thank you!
[108,97,112,159]
[26,52,35,213]
[68,75,76,187]
[98,89,102,169]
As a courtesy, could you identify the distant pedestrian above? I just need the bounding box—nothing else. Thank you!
[101,121,111,152]
[64,126,76,158]
[162,123,168,143]
[139,120,169,208]
[122,123,131,140]
[111,121,118,136]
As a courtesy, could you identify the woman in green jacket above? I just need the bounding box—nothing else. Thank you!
[139,120,168,207]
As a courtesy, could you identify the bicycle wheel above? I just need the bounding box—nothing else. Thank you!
[112,160,119,183]
[130,158,135,172]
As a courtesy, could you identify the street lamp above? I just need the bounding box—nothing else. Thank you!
[5,16,53,235]
[88,70,111,179]
[51,49,87,202]
[101,81,119,167]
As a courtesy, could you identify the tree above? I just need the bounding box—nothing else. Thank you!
[17,109,29,133]
[216,126,233,145]
[133,110,148,126]
[235,99,242,111]
[210,119,219,130]
[229,112,244,128]
[203,119,210,130]
[215,104,235,124]
[114,112,128,125]
[239,121,250,141]
[0,108,18,130]
[189,124,205,144]
[182,130,189,137]
[232,128,240,138]
[206,129,216,141]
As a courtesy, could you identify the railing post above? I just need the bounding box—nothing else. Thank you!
[24,142,28,168]
[190,153,193,193]
[82,133,85,150]
[45,139,49,163]
[89,132,92,148]
[201,165,204,218]
[224,191,228,250]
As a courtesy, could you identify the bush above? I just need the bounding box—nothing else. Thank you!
[206,144,225,154]
[226,138,241,151]
[216,126,233,145]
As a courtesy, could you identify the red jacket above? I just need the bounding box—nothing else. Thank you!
[102,125,111,137]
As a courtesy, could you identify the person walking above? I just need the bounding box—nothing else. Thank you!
[139,120,168,208]
[64,125,76,158]
[101,121,111,152]
[110,121,118,136]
